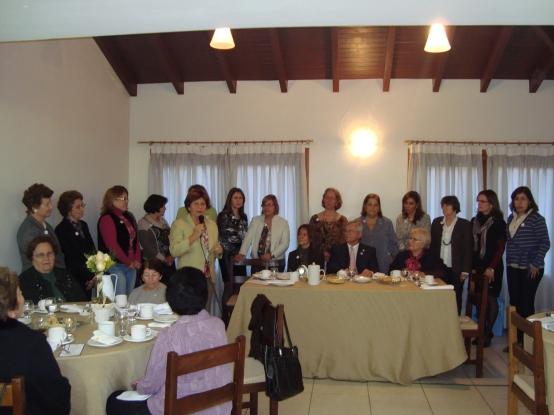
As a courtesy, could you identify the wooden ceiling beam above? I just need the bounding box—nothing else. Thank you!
[94,37,138,96]
[268,29,288,93]
[331,27,339,92]
[480,26,513,93]
[149,34,184,95]
[214,51,237,93]
[431,27,456,92]
[529,27,554,93]
[383,27,396,92]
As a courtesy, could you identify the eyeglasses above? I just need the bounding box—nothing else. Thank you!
[73,203,86,208]
[143,272,160,279]
[115,197,129,202]
[34,252,55,259]
[408,237,424,242]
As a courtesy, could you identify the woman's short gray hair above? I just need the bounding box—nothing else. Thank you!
[411,227,431,249]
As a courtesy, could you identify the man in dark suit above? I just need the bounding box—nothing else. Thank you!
[327,221,378,276]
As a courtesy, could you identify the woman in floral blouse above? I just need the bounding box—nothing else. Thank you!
[217,188,248,312]
[309,188,348,267]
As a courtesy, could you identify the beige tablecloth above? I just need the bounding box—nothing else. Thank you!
[227,278,466,384]
[526,312,553,410]
[50,312,155,415]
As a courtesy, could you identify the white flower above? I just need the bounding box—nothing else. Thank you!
[96,252,104,261]
[103,253,110,262]
[96,261,105,272]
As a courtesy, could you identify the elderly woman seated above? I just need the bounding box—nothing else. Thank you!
[128,259,167,305]
[389,228,444,278]
[106,267,231,415]
[19,235,86,304]
[0,267,71,414]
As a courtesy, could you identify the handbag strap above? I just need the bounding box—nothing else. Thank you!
[274,310,293,348]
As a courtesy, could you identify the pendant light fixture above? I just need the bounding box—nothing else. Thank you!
[424,23,451,53]
[210,27,235,50]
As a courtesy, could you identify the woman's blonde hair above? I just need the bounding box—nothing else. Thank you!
[101,185,128,215]
[0,267,19,321]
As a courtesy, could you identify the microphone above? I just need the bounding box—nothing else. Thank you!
[199,215,205,224]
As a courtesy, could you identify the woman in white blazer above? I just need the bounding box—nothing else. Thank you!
[236,194,290,273]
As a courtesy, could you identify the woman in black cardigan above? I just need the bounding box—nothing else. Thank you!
[287,224,324,271]
[390,227,444,278]
[55,190,96,298]
[0,267,71,415]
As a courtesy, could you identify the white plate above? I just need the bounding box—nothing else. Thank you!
[59,306,81,313]
[543,322,554,332]
[87,337,123,348]
[17,316,32,325]
[123,334,156,343]
[33,309,48,314]
[353,276,371,284]
[153,314,177,323]
[136,316,153,321]
[424,282,438,286]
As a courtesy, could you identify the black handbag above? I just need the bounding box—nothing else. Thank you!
[264,313,304,401]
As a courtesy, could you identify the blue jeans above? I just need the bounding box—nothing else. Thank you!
[110,263,137,296]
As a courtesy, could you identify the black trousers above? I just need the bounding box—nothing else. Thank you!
[106,390,151,415]
[444,267,462,314]
[507,266,544,318]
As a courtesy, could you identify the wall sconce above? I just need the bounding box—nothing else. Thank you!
[349,128,377,158]
[424,23,451,53]
[210,27,235,50]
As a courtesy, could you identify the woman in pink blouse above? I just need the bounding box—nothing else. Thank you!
[106,267,231,415]
[97,185,141,295]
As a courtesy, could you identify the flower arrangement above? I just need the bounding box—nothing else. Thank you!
[86,251,115,304]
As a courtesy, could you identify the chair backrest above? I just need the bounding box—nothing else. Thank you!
[164,335,245,415]
[508,306,548,414]
[0,376,25,415]
[465,272,489,329]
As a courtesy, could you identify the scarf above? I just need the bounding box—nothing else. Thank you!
[405,251,424,272]
[257,224,270,257]
[200,228,210,278]
[473,213,494,259]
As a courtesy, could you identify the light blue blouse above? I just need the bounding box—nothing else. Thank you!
[359,216,399,273]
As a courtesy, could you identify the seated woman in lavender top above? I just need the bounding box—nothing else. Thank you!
[106,267,231,415]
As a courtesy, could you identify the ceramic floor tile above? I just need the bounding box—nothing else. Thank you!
[368,382,432,415]
[471,349,508,386]
[312,378,369,396]
[422,384,493,415]
[248,379,314,415]
[476,385,534,415]
[309,393,370,415]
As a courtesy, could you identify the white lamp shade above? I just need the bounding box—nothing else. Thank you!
[210,27,235,50]
[424,23,451,53]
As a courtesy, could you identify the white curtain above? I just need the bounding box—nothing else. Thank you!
[407,143,484,220]
[487,144,554,311]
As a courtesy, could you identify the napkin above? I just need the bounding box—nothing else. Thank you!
[116,391,151,401]
[60,304,83,313]
[59,344,84,357]
[153,302,173,315]
[91,330,120,345]
[421,284,454,290]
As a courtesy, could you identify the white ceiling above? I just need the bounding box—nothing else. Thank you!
[1,0,553,42]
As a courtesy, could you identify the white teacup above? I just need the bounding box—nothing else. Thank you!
[131,324,151,341]
[93,307,111,323]
[48,326,67,346]
[115,294,128,308]
[38,298,53,312]
[425,275,435,285]
[290,271,299,283]
[98,321,116,336]
[139,304,154,319]
[391,270,401,277]
[260,269,272,280]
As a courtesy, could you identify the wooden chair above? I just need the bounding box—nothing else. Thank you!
[460,272,488,377]
[164,335,245,415]
[243,302,285,415]
[0,376,25,415]
[507,306,549,415]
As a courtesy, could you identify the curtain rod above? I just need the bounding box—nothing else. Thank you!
[405,140,554,145]
[138,139,313,145]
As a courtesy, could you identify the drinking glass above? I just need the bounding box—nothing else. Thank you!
[127,305,138,325]
[346,268,357,281]
[401,269,410,281]
[64,316,77,335]
[23,300,33,318]
[118,315,129,337]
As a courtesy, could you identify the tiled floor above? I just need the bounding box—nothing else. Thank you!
[245,335,533,415]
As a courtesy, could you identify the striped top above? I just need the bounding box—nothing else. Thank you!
[506,211,550,268]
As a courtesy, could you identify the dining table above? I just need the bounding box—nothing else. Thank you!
[226,276,467,384]
[34,306,157,415]
[526,312,553,410]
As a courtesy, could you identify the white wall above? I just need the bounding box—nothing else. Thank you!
[0,38,130,272]
[129,79,554,225]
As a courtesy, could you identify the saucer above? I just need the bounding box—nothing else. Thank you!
[153,314,178,323]
[353,275,371,284]
[123,334,155,343]
[424,282,438,286]
[87,337,123,348]
[326,276,346,284]
[17,316,32,325]
[61,334,75,345]
[136,315,153,321]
